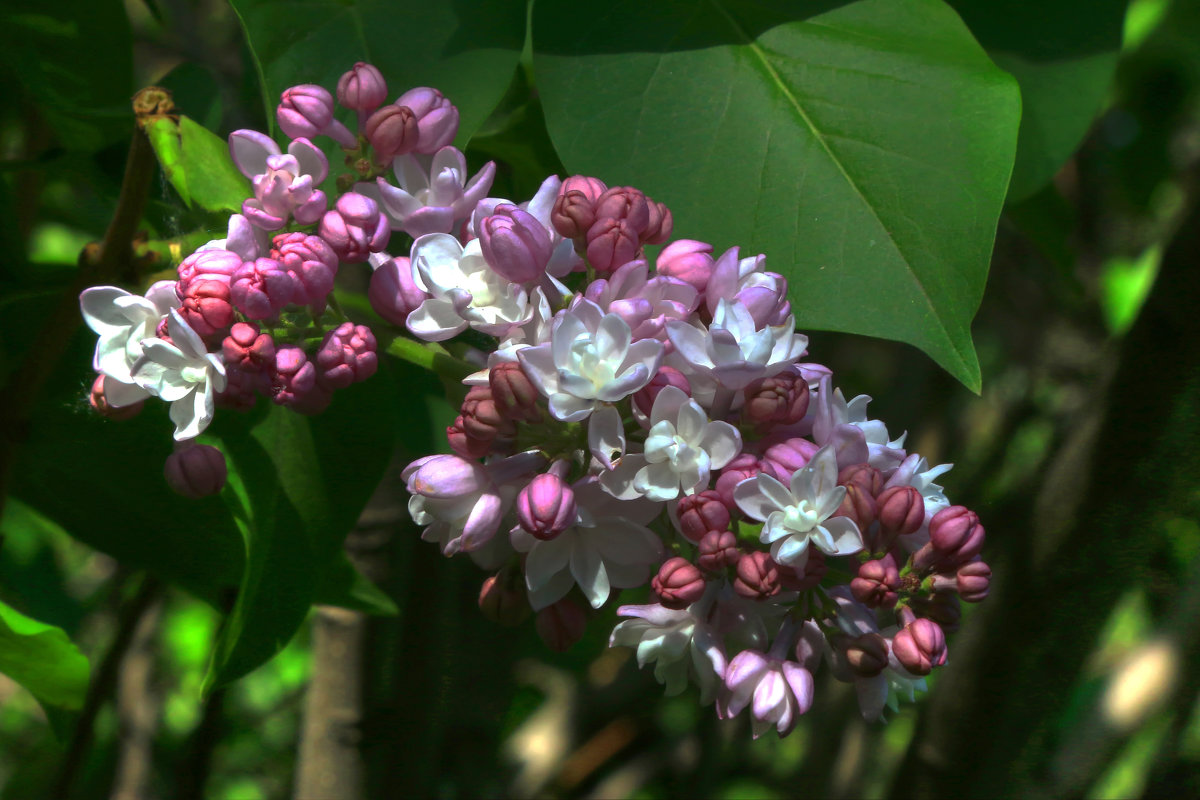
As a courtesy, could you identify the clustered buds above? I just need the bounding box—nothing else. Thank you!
[80,66,991,743]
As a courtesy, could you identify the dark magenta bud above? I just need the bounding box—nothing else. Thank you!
[536,597,587,652]
[892,619,947,676]
[447,416,491,459]
[877,486,925,548]
[460,385,516,444]
[652,557,706,609]
[164,443,227,499]
[489,362,542,422]
[231,257,297,320]
[222,322,276,373]
[762,437,820,476]
[365,104,419,164]
[850,553,900,608]
[743,371,810,430]
[929,506,985,568]
[337,62,388,113]
[271,232,339,310]
[593,186,650,234]
[836,483,878,533]
[550,190,597,240]
[697,529,739,572]
[838,463,883,498]
[642,199,672,244]
[89,374,142,420]
[633,366,691,419]
[178,277,233,340]
[315,322,377,390]
[656,239,714,293]
[516,473,576,540]
[676,490,730,544]
[733,551,781,600]
[318,192,390,263]
[479,570,531,626]
[956,559,991,602]
[585,217,640,276]
[844,632,889,678]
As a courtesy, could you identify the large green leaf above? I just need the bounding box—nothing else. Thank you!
[145,115,249,213]
[533,0,1021,391]
[0,599,89,713]
[947,0,1127,202]
[229,0,526,145]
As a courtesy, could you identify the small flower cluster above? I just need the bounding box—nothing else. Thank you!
[79,63,472,496]
[385,83,992,735]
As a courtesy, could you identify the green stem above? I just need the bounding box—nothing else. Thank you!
[384,335,476,380]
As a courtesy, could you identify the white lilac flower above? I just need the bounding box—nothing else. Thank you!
[610,593,727,701]
[811,375,907,471]
[406,233,532,341]
[666,298,808,402]
[80,280,181,406]
[462,284,562,387]
[733,445,863,569]
[517,298,663,423]
[511,478,663,610]
[600,386,741,502]
[366,146,495,238]
[720,647,814,739]
[129,310,226,440]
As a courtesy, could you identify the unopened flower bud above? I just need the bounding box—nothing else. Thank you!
[652,557,706,609]
[642,200,672,244]
[836,484,878,532]
[337,62,388,113]
[892,619,947,676]
[460,385,515,445]
[762,437,820,476]
[593,186,650,234]
[271,346,330,414]
[928,506,985,568]
[217,367,267,411]
[844,632,890,678]
[850,553,900,608]
[744,372,810,430]
[715,453,765,510]
[478,570,530,626]
[177,248,241,292]
[89,374,142,420]
[178,278,234,340]
[676,490,730,543]
[271,232,339,310]
[697,529,739,572]
[447,416,491,459]
[231,257,296,320]
[839,463,883,498]
[222,322,276,373]
[394,87,459,153]
[489,362,541,422]
[656,239,714,293]
[955,559,991,602]
[875,486,924,551]
[733,551,780,600]
[278,85,356,147]
[778,550,826,592]
[561,175,608,202]
[164,443,227,499]
[479,204,553,283]
[319,192,390,263]
[368,255,426,326]
[633,366,690,419]
[316,322,377,390]
[586,217,640,276]
[550,190,596,240]
[365,104,419,164]
[536,597,587,652]
[516,473,576,540]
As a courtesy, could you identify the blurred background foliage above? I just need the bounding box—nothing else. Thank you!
[1,0,1199,798]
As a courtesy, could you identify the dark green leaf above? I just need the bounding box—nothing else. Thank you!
[229,0,526,145]
[313,552,399,616]
[145,115,249,213]
[947,0,1127,202]
[534,0,1020,391]
[0,599,89,712]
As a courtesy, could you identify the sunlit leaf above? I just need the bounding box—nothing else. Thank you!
[0,599,89,712]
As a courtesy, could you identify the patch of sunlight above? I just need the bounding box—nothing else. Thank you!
[1089,711,1172,798]
[1100,245,1160,336]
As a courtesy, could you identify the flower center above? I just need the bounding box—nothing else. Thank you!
[783,500,819,533]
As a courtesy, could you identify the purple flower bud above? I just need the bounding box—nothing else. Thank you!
[836,484,878,533]
[633,366,691,420]
[368,255,427,327]
[231,257,296,320]
[697,529,739,572]
[652,557,706,609]
[551,190,596,240]
[892,619,947,676]
[715,453,766,511]
[447,416,491,459]
[222,322,276,373]
[89,374,142,420]
[178,278,233,340]
[778,550,826,592]
[177,248,242,292]
[405,453,487,498]
[874,486,924,552]
[929,506,985,568]
[585,217,640,276]
[271,232,338,310]
[643,200,672,245]
[394,87,459,153]
[956,559,991,602]
[315,322,377,390]
[593,186,651,234]
[733,551,781,600]
[762,437,820,477]
[337,62,388,113]
[479,204,553,283]
[561,175,608,202]
[839,463,883,498]
[656,239,714,293]
[216,366,268,411]
[478,569,531,626]
[271,346,330,415]
[676,490,730,544]
[365,104,419,164]
[460,385,516,447]
[844,632,890,678]
[164,443,227,499]
[744,372,810,430]
[278,85,334,138]
[850,553,900,608]
[489,362,542,422]
[536,597,587,652]
[319,193,390,263]
[516,473,576,540]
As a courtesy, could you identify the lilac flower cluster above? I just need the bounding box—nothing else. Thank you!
[381,102,992,735]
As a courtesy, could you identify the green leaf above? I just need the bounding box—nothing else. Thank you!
[313,552,399,616]
[0,599,89,713]
[533,0,1020,391]
[229,0,526,145]
[947,0,1127,202]
[145,115,249,213]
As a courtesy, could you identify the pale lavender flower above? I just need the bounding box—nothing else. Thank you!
[229,131,329,230]
[366,146,495,238]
